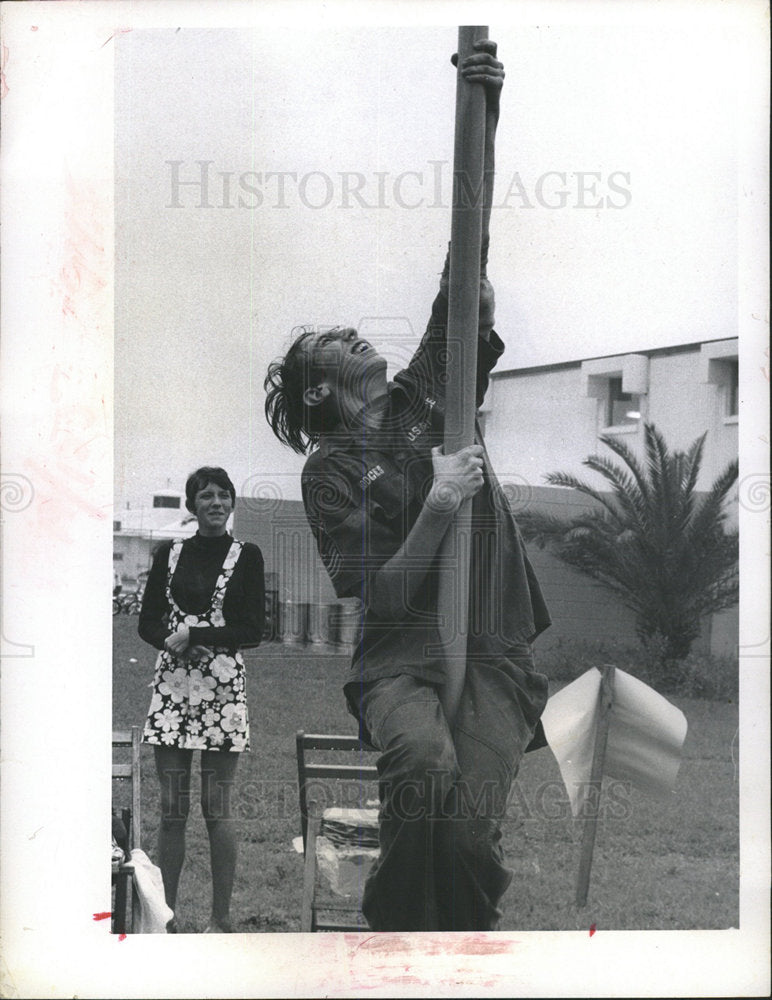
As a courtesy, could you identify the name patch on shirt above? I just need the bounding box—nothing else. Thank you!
[405,397,437,443]
[360,464,385,489]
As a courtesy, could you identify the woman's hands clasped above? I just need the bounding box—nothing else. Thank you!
[164,625,190,654]
[164,625,209,661]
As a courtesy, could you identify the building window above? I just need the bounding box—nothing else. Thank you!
[113,520,121,532]
[153,495,180,509]
[725,359,738,417]
[113,552,124,561]
[700,340,738,424]
[583,353,648,435]
[605,376,642,429]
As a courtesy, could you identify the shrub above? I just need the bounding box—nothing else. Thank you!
[537,634,738,702]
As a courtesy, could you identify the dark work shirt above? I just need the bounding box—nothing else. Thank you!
[138,533,265,653]
[301,290,551,690]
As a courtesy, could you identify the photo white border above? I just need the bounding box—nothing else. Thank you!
[1,1,769,997]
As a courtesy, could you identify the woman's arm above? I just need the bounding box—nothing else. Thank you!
[137,543,173,650]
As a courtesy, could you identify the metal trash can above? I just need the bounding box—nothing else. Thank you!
[279,601,307,645]
[306,604,334,646]
[264,589,279,641]
[330,602,363,651]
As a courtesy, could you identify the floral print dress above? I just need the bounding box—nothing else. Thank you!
[142,539,250,752]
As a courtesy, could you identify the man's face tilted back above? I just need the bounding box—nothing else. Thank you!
[301,327,389,425]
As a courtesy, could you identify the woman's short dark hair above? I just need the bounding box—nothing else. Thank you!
[185,467,236,513]
[264,327,332,455]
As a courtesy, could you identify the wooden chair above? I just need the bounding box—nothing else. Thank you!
[112,726,142,934]
[296,731,379,932]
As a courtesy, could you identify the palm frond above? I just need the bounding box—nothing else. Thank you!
[598,430,652,508]
[682,433,706,498]
[673,433,706,532]
[542,472,625,524]
[582,454,649,530]
[689,459,739,541]
[517,510,578,547]
[534,422,738,661]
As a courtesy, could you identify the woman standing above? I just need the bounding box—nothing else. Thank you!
[139,466,264,932]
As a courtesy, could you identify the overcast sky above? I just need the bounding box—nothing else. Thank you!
[115,16,742,509]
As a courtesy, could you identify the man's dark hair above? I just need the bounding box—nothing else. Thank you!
[264,327,336,455]
[185,466,236,513]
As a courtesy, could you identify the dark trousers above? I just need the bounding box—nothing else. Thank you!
[356,645,548,931]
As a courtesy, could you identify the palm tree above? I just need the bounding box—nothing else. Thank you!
[519,423,738,664]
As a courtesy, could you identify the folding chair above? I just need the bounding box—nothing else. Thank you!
[112,726,142,933]
[296,731,380,932]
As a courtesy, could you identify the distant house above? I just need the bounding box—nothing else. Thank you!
[113,489,231,585]
[232,337,738,656]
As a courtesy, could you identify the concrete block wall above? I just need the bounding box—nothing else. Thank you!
[235,497,337,604]
[234,487,737,659]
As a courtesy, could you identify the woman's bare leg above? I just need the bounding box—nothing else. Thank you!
[200,750,240,932]
[154,745,194,919]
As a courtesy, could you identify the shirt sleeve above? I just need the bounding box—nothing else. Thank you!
[137,542,173,651]
[396,288,505,408]
[302,460,400,602]
[188,543,265,649]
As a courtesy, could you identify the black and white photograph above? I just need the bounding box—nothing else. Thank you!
[0,1,769,996]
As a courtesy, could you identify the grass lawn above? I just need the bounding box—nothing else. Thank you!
[113,614,739,933]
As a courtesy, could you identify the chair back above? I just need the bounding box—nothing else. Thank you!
[112,726,142,850]
[295,731,378,849]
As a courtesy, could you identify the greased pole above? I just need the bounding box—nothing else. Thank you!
[437,25,489,727]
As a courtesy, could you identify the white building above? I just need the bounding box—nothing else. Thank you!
[113,489,202,585]
[483,337,738,503]
[482,337,739,656]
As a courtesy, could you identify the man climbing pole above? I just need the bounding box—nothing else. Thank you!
[264,36,551,931]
